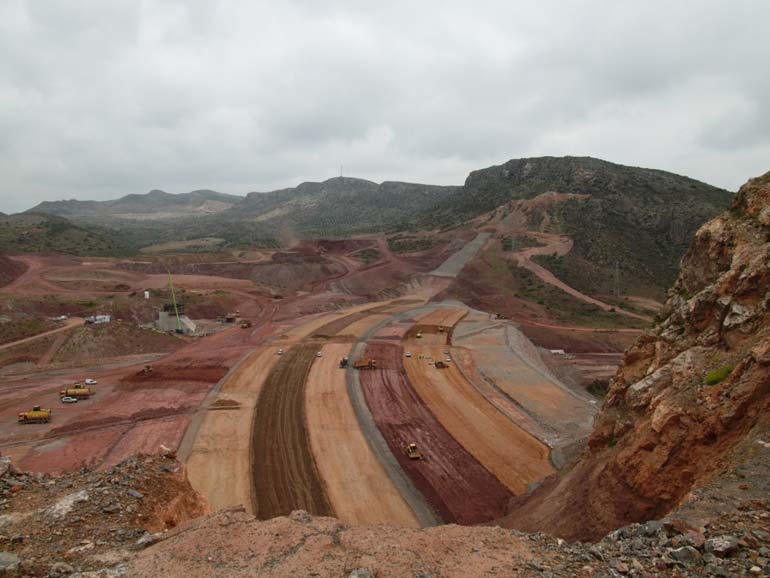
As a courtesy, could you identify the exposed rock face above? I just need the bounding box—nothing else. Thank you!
[502,170,770,541]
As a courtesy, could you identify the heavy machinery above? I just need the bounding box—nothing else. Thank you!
[240,320,252,329]
[434,361,448,369]
[339,357,349,368]
[18,406,52,424]
[60,387,93,399]
[404,443,422,460]
[415,331,422,339]
[143,365,153,374]
[353,358,377,370]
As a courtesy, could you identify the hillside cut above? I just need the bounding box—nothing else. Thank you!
[502,169,770,541]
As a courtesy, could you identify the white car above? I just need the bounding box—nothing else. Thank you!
[277,349,284,355]
[84,379,97,385]
[405,351,412,358]
[444,358,452,363]
[61,396,78,404]
[316,351,323,357]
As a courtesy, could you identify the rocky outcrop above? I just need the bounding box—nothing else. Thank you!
[0,454,207,577]
[502,170,770,541]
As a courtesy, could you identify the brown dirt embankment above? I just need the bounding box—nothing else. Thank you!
[0,254,28,287]
[251,343,332,519]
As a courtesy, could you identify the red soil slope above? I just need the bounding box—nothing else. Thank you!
[359,342,512,524]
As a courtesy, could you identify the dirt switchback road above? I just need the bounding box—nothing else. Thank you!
[509,231,650,322]
[252,343,332,519]
[0,317,84,352]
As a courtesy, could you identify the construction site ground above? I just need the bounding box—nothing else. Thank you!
[0,230,639,529]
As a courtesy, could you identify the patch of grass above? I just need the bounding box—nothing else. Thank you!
[501,235,543,252]
[705,364,735,385]
[353,248,382,264]
[509,263,646,329]
[0,317,54,346]
[387,235,442,253]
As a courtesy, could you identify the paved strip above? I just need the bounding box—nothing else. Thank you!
[345,304,447,527]
[430,233,490,278]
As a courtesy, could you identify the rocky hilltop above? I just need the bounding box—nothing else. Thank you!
[20,158,730,298]
[502,170,770,541]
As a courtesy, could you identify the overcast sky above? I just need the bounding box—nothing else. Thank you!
[1,1,768,213]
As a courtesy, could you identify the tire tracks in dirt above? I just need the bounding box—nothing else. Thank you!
[251,343,332,519]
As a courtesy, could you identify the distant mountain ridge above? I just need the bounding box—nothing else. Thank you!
[19,157,732,294]
[33,189,243,219]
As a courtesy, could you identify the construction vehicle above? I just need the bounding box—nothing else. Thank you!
[434,361,448,369]
[438,326,445,333]
[240,320,252,329]
[415,331,422,339]
[339,357,349,368]
[404,443,422,460]
[60,387,93,399]
[18,406,52,424]
[143,365,153,374]
[353,358,377,370]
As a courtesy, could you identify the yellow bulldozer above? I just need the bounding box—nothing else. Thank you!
[60,387,93,399]
[405,443,422,460]
[18,406,52,424]
[353,358,377,370]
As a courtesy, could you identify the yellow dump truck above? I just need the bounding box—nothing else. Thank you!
[353,358,377,370]
[18,406,52,424]
[60,387,93,399]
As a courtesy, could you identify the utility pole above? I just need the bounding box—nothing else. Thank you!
[613,261,621,297]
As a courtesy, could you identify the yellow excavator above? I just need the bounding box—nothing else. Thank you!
[18,406,52,424]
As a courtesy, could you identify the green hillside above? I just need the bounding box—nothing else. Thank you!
[0,213,124,256]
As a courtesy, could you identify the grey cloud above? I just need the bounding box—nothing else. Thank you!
[0,0,768,213]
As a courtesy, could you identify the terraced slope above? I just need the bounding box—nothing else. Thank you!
[359,342,512,524]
